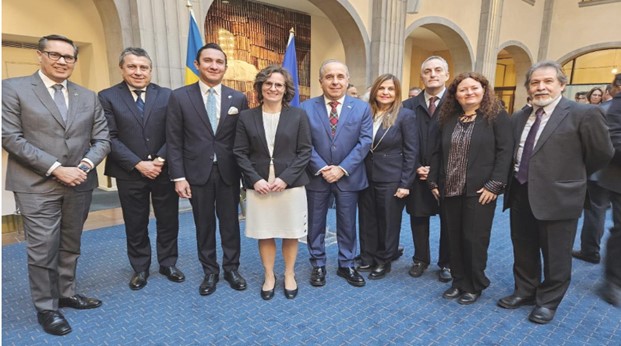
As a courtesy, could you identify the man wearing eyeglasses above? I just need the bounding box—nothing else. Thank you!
[2,34,110,336]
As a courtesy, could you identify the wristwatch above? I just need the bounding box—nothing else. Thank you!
[77,163,91,173]
[155,157,166,163]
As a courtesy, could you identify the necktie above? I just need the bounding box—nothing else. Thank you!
[52,84,67,122]
[134,90,145,116]
[428,96,437,115]
[206,88,218,134]
[329,101,339,136]
[516,107,545,184]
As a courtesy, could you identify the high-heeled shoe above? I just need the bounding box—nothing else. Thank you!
[284,276,298,299]
[261,275,276,301]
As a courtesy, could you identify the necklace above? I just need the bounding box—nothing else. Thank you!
[460,113,477,122]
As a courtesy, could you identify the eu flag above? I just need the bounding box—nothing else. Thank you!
[282,29,300,107]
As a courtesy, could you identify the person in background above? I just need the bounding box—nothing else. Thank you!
[347,84,359,98]
[167,43,249,296]
[358,74,418,280]
[498,61,613,324]
[574,91,588,104]
[300,59,372,288]
[402,56,452,283]
[2,34,110,335]
[100,47,183,291]
[600,84,613,113]
[587,86,603,105]
[428,72,513,305]
[408,87,422,98]
[234,65,312,300]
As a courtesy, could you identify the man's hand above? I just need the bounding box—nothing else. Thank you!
[416,166,430,181]
[269,178,287,192]
[52,166,87,187]
[135,161,162,180]
[321,165,345,183]
[175,180,192,199]
[394,188,410,199]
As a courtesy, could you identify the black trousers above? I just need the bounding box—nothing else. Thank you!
[579,180,610,255]
[190,164,241,274]
[410,213,450,268]
[509,180,577,309]
[117,178,179,272]
[605,190,621,287]
[442,195,495,294]
[358,182,405,266]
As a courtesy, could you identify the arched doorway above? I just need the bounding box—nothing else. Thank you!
[495,41,533,114]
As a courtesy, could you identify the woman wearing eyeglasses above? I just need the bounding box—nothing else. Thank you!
[234,65,312,300]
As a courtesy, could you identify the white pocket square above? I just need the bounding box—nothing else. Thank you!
[228,107,239,115]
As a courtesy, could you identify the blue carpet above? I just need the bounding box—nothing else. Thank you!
[2,196,620,345]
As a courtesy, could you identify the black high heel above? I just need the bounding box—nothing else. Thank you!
[261,275,276,301]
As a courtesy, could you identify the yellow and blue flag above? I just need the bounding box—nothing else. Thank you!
[282,29,300,107]
[185,7,203,85]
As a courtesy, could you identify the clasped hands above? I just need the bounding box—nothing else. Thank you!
[135,159,164,180]
[52,162,92,187]
[320,165,345,184]
[253,178,287,195]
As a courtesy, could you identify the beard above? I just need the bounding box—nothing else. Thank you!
[531,94,556,107]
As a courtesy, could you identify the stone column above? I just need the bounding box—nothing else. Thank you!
[474,0,504,86]
[369,0,407,81]
[537,0,555,61]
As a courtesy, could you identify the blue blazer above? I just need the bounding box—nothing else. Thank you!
[299,95,372,192]
[166,83,249,186]
[100,82,172,181]
[364,107,418,188]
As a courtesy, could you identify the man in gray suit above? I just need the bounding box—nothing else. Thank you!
[2,34,110,336]
[498,61,613,324]
[598,73,621,307]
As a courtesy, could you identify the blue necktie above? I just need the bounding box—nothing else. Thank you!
[52,84,67,122]
[134,90,145,116]
[516,107,544,184]
[206,88,218,134]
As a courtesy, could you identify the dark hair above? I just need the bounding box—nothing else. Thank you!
[586,86,603,104]
[118,47,152,67]
[38,34,78,60]
[195,43,227,66]
[575,91,587,100]
[253,65,296,107]
[613,73,621,87]
[439,72,500,125]
[368,73,402,128]
[524,60,568,88]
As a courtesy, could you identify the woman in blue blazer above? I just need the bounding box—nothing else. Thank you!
[358,74,418,279]
[429,72,513,305]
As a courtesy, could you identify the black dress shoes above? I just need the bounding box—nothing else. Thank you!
[356,263,372,272]
[159,265,186,282]
[497,294,535,309]
[529,306,556,324]
[310,266,326,287]
[199,273,219,296]
[598,281,621,307]
[224,270,247,290]
[458,292,481,305]
[438,267,452,283]
[408,261,428,278]
[261,278,276,301]
[442,287,462,299]
[571,250,601,264]
[59,294,102,310]
[368,263,391,280]
[37,310,72,336]
[337,267,366,287]
[129,271,148,290]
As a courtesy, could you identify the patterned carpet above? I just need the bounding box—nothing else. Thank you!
[2,196,620,345]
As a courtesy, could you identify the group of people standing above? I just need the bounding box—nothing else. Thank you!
[2,34,619,337]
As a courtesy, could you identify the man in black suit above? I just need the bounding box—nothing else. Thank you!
[402,56,451,282]
[99,47,183,291]
[167,43,249,296]
[598,73,621,307]
[498,61,613,324]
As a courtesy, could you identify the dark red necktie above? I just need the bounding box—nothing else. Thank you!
[516,107,545,184]
[428,96,437,115]
[329,101,339,136]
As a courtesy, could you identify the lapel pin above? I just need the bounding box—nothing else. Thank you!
[228,95,232,99]
[347,105,352,109]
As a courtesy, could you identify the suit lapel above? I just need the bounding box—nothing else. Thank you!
[142,83,159,125]
[334,97,354,140]
[118,83,144,127]
[533,98,570,154]
[219,86,234,134]
[31,74,66,128]
[65,82,81,128]
[314,97,333,139]
[253,108,270,156]
[187,83,212,133]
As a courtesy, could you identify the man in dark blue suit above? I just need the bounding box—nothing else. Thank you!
[99,47,183,291]
[167,43,249,296]
[300,60,373,287]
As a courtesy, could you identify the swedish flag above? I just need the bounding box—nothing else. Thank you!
[185,7,203,85]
